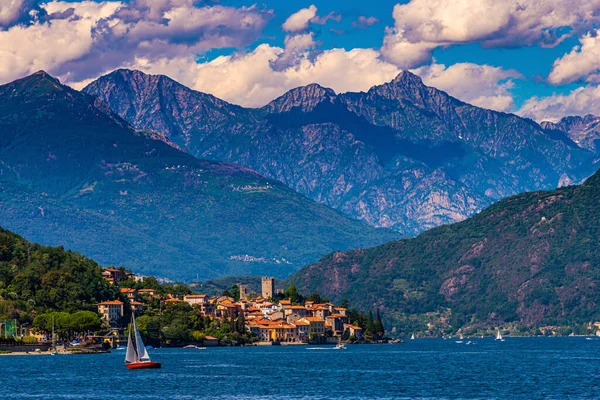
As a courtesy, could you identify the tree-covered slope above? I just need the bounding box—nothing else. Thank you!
[0,72,397,280]
[0,226,119,323]
[287,170,600,332]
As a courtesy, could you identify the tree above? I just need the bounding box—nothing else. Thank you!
[284,285,300,304]
[222,285,240,301]
[236,314,246,334]
[70,311,101,335]
[366,310,375,336]
[339,298,350,310]
[374,309,385,337]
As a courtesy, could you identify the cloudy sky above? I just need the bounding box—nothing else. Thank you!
[1,0,600,122]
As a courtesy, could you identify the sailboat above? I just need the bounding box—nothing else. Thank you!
[410,333,415,340]
[495,329,504,341]
[125,313,161,369]
[50,316,58,356]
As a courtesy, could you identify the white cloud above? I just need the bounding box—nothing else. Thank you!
[0,1,122,83]
[381,0,600,69]
[0,0,24,26]
[548,31,600,85]
[352,16,379,29]
[414,62,523,112]
[282,4,317,32]
[270,33,317,70]
[0,0,272,84]
[518,85,600,122]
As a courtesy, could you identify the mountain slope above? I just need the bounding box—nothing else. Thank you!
[0,72,397,280]
[287,169,600,333]
[542,115,600,153]
[84,70,598,236]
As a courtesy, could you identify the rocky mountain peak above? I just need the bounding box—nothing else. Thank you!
[542,114,600,152]
[391,70,425,87]
[263,83,337,113]
[0,71,67,99]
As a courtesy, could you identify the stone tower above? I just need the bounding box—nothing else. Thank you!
[239,284,249,301]
[261,277,275,299]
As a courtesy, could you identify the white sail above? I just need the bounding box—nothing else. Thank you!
[496,330,503,340]
[125,329,137,363]
[132,313,151,362]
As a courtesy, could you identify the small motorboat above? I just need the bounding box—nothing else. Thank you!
[125,314,161,370]
[335,343,346,350]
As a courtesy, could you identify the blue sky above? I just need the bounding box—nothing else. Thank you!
[1,0,600,121]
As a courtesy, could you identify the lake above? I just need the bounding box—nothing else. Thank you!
[1,337,599,399]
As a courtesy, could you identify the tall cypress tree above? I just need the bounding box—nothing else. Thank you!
[375,309,385,337]
[366,310,375,335]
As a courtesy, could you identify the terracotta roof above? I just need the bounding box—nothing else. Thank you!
[326,314,345,318]
[130,301,143,305]
[120,288,136,293]
[98,300,123,305]
[294,321,310,326]
[204,336,218,340]
[137,289,156,293]
[302,317,325,323]
[184,294,207,298]
[165,298,182,302]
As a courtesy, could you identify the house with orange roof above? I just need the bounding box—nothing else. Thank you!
[334,307,347,316]
[299,317,326,338]
[102,267,123,284]
[344,324,363,340]
[120,287,138,301]
[293,320,310,341]
[326,314,348,334]
[97,300,124,326]
[137,288,158,298]
[183,294,208,306]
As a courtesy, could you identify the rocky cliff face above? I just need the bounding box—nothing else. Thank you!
[542,115,600,153]
[84,70,599,236]
[0,72,398,280]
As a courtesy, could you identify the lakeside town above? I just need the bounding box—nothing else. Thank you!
[0,267,384,354]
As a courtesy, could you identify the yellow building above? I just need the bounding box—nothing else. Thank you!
[97,300,124,326]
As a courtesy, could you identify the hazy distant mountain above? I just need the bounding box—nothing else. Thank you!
[85,70,598,236]
[542,115,600,153]
[287,168,600,332]
[0,71,397,280]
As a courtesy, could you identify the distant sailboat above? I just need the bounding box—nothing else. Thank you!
[410,334,415,340]
[125,313,161,369]
[496,330,504,341]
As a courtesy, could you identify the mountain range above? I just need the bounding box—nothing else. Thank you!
[84,69,599,236]
[287,168,600,333]
[0,71,397,280]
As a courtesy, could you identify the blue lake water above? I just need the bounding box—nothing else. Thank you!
[1,337,599,399]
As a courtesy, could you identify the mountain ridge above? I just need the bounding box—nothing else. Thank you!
[0,71,398,280]
[84,69,599,236]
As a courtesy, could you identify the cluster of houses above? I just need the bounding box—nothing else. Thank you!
[98,272,363,344]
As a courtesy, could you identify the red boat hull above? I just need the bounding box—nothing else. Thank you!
[126,361,162,370]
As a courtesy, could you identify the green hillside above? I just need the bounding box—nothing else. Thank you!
[288,170,600,333]
[0,226,119,322]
